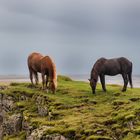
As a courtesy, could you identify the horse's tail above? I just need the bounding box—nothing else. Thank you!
[53,63,57,89]
[128,62,133,88]
[50,57,57,89]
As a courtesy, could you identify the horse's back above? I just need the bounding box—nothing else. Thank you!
[105,57,132,67]
[96,57,107,63]
[28,52,43,60]
[104,57,132,74]
[41,56,54,68]
[28,52,44,72]
[118,57,132,73]
[118,57,132,65]
[93,57,106,69]
[93,57,132,75]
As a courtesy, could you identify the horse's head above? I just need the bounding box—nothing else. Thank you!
[89,72,98,94]
[88,78,97,94]
[48,80,57,93]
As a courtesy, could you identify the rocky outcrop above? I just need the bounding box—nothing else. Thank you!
[44,134,68,140]
[35,95,49,117]
[2,113,23,135]
[0,94,16,112]
[0,113,3,140]
[37,105,48,117]
[0,92,20,137]
[27,129,68,140]
[0,91,65,140]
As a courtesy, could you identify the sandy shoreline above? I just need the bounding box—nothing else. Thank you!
[69,74,140,88]
[0,75,30,84]
[0,75,140,88]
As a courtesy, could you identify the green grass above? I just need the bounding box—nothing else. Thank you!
[2,75,140,140]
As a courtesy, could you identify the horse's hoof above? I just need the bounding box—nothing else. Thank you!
[122,89,126,92]
[45,89,49,93]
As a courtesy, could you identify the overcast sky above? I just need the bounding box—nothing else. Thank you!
[0,0,140,75]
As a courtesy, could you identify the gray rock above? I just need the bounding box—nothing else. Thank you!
[0,94,3,103]
[26,126,68,140]
[26,126,50,140]
[3,113,23,135]
[0,115,3,125]
[37,105,48,117]
[36,95,49,117]
[0,125,3,140]
[22,120,34,136]
[27,132,68,140]
[45,134,68,140]
[0,86,7,91]
[2,95,15,112]
[0,114,3,140]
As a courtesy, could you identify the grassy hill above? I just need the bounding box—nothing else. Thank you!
[1,75,140,140]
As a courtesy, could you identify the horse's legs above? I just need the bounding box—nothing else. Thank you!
[41,73,45,90]
[34,72,39,85]
[29,69,34,85]
[46,75,49,88]
[128,72,133,88]
[100,75,106,92]
[122,73,128,92]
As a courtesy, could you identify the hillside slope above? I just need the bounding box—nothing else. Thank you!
[0,76,140,140]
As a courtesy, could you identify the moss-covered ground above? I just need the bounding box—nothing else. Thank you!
[2,75,140,140]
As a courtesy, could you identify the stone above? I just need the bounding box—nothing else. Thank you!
[2,95,15,112]
[3,113,23,135]
[37,105,48,117]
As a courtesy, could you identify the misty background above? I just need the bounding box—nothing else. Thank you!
[0,0,140,76]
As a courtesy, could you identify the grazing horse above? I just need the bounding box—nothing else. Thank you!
[89,57,133,94]
[27,52,57,93]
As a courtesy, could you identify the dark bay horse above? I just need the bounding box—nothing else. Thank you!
[27,52,57,93]
[89,57,133,94]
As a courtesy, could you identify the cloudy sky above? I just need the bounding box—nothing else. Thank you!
[0,0,140,75]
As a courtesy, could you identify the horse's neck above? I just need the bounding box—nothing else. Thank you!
[49,69,57,88]
[91,66,99,79]
[48,69,53,79]
[49,66,57,81]
[92,61,102,75]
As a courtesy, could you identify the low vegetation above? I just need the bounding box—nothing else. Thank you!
[1,75,140,140]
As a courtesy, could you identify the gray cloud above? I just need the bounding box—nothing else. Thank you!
[0,0,140,75]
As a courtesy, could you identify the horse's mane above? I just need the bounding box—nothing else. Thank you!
[91,57,106,79]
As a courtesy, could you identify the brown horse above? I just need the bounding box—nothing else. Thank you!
[89,57,133,94]
[27,52,57,93]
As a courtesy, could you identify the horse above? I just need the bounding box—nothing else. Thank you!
[89,57,133,94]
[27,52,57,93]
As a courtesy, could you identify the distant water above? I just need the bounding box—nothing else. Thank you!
[0,75,30,83]
[68,74,140,88]
[0,74,140,88]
